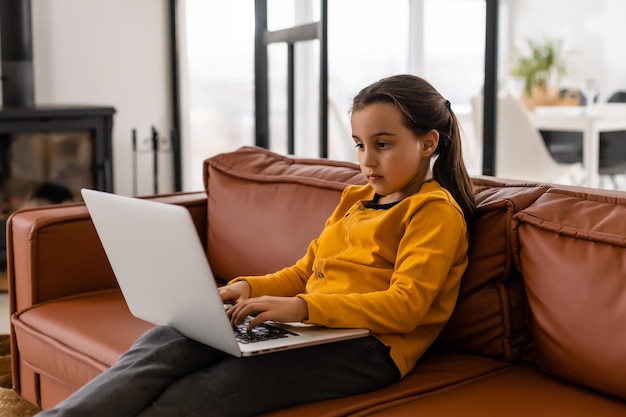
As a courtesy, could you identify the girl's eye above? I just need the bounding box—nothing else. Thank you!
[354,143,364,150]
[377,142,389,149]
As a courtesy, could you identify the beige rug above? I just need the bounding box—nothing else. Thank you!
[0,335,41,416]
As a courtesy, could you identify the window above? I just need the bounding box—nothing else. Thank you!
[180,0,255,191]
[179,0,487,190]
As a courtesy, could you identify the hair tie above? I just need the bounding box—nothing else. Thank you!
[444,99,451,110]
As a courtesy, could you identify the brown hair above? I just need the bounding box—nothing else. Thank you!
[351,74,476,233]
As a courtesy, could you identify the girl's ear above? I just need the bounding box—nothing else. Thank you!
[421,129,440,157]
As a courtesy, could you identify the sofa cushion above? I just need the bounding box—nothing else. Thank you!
[258,349,518,417]
[514,188,626,400]
[12,289,153,406]
[203,146,365,281]
[352,365,626,417]
[438,177,548,360]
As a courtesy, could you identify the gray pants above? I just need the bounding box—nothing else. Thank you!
[37,326,399,417]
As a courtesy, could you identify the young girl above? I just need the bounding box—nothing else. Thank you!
[38,74,476,417]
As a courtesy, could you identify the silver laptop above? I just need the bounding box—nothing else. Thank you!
[81,188,369,357]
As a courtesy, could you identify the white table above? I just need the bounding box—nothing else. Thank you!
[530,104,626,188]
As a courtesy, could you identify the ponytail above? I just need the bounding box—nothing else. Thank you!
[432,110,476,234]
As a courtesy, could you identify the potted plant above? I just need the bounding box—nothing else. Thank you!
[510,37,570,108]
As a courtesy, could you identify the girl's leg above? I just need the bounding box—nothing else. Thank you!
[36,326,227,417]
[138,336,399,417]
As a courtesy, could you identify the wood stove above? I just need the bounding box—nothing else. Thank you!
[0,106,114,212]
[0,0,115,270]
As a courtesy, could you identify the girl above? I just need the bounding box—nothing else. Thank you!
[38,74,476,417]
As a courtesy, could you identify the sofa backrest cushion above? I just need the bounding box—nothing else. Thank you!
[203,146,365,281]
[514,188,626,400]
[438,177,547,360]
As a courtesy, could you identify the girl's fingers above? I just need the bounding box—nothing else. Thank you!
[227,300,259,325]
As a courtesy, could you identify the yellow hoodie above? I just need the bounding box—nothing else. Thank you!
[230,181,469,377]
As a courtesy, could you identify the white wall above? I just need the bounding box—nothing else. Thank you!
[508,0,625,100]
[31,0,173,196]
[603,0,626,96]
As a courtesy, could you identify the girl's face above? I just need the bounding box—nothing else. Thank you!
[351,102,439,204]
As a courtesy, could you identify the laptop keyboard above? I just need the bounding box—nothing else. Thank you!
[233,317,297,344]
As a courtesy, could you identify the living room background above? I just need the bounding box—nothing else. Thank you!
[17,0,626,195]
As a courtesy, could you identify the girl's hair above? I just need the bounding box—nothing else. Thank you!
[351,74,476,233]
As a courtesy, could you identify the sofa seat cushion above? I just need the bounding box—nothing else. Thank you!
[259,350,519,417]
[12,289,153,390]
[514,188,626,400]
[361,365,626,417]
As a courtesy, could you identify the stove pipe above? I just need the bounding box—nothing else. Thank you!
[0,0,34,107]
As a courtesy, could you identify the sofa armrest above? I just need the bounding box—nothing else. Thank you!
[7,191,208,314]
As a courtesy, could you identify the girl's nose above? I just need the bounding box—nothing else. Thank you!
[362,148,377,167]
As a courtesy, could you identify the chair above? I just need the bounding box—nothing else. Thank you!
[471,94,582,184]
[597,90,626,188]
[607,90,626,103]
[538,88,584,166]
[536,89,626,189]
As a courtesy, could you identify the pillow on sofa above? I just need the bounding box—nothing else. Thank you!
[514,188,626,400]
[203,146,365,281]
[438,177,548,361]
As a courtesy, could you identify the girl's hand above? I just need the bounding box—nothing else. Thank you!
[218,281,251,305]
[227,296,308,330]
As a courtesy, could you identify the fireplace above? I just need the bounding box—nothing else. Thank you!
[0,0,115,271]
[0,106,115,211]
[0,106,115,271]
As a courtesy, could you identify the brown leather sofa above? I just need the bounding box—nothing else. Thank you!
[7,146,626,415]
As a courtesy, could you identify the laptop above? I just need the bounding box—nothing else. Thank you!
[81,188,369,357]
